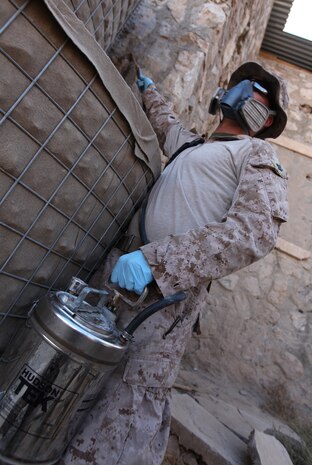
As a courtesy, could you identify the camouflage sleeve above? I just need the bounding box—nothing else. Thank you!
[140,139,288,297]
[142,86,200,157]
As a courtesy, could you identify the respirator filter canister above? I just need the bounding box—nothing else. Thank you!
[240,98,276,133]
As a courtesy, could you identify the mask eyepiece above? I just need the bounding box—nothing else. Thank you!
[252,81,269,96]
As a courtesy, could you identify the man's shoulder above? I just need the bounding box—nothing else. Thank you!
[249,137,277,161]
[250,138,287,179]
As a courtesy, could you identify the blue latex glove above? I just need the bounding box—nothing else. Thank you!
[136,73,155,92]
[111,250,154,295]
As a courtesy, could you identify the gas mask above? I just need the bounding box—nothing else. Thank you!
[209,80,276,133]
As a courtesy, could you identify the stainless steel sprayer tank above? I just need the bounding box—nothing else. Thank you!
[0,277,186,464]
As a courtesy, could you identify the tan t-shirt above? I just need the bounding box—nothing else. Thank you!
[145,131,252,241]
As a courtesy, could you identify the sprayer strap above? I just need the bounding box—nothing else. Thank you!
[166,137,205,167]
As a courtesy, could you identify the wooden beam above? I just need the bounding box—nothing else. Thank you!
[275,237,311,260]
[269,135,312,160]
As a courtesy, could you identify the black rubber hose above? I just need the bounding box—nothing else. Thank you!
[124,291,187,336]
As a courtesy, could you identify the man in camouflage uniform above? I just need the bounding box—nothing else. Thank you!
[61,62,289,465]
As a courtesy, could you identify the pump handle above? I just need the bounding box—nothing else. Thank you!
[105,283,149,307]
[72,286,110,310]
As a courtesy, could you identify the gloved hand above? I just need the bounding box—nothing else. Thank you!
[136,72,155,92]
[111,250,154,295]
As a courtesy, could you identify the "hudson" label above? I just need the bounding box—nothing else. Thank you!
[0,364,78,439]
[15,365,62,412]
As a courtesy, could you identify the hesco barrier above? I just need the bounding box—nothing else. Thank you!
[60,0,141,51]
[0,0,161,355]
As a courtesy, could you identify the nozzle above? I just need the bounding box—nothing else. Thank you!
[130,53,142,80]
[67,277,88,296]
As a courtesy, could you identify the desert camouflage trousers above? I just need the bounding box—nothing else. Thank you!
[58,249,208,465]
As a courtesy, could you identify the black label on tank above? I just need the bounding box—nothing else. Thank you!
[0,364,79,439]
[15,365,62,412]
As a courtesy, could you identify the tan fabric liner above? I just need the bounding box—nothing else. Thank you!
[44,0,161,180]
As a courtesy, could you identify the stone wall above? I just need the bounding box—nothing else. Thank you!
[109,0,274,136]
[109,1,312,425]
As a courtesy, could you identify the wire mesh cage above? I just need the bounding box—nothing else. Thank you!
[0,0,157,355]
[62,0,141,51]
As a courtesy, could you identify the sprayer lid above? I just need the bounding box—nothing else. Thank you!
[31,291,127,365]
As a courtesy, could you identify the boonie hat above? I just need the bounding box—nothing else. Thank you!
[228,62,288,139]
